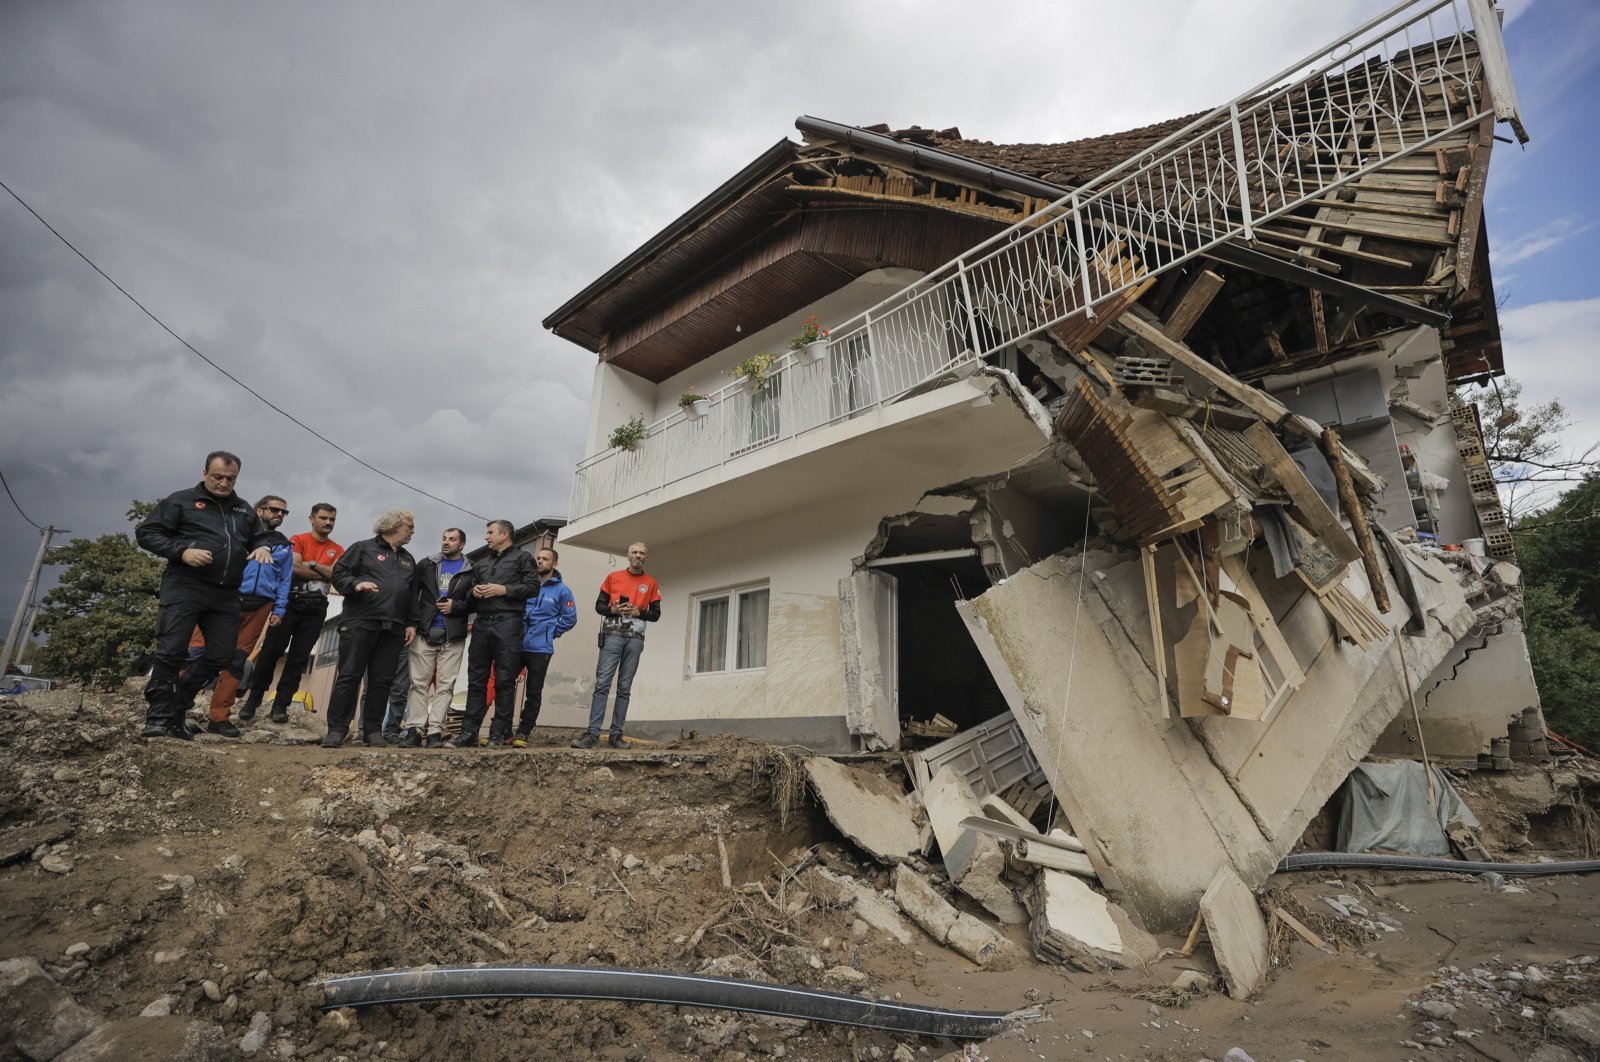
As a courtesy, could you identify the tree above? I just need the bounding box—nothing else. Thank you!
[1470,377,1599,523]
[34,501,163,689]
[1519,581,1600,750]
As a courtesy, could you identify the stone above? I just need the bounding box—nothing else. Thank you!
[219,995,239,1021]
[58,1017,231,1061]
[1223,1050,1257,1062]
[0,956,101,1059]
[1417,1000,1457,1021]
[1548,1004,1600,1052]
[1172,970,1212,992]
[64,943,91,959]
[201,980,222,1002]
[893,1046,915,1062]
[238,1011,272,1055]
[1527,1045,1583,1062]
[821,966,868,990]
[39,854,73,874]
[804,868,912,945]
[140,996,176,1018]
[152,949,185,965]
[922,766,1027,925]
[621,854,644,870]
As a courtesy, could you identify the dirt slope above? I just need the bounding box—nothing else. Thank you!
[3,689,1599,1061]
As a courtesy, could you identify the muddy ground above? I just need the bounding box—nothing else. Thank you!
[2,689,1598,1061]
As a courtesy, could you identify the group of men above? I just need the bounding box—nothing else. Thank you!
[136,451,662,751]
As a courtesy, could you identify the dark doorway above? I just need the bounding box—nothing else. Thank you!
[888,558,1005,732]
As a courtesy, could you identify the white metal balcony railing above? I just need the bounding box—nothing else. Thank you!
[570,0,1523,523]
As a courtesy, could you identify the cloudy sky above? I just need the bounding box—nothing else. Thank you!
[1,0,1594,633]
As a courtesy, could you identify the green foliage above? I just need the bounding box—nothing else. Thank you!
[730,352,777,391]
[1515,472,1600,626]
[1521,582,1600,750]
[34,501,163,689]
[607,415,648,452]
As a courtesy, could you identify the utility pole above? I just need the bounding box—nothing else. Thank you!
[2,526,56,674]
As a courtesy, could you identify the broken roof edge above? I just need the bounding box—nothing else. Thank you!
[540,138,799,347]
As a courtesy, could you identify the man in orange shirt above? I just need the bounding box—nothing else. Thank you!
[572,541,660,749]
[240,502,344,723]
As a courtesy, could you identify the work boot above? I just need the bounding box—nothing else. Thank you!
[486,729,507,748]
[320,730,346,749]
[511,730,530,749]
[269,704,289,724]
[238,694,260,722]
[360,729,386,747]
[206,720,242,738]
[451,730,479,749]
[605,733,626,749]
[383,728,401,745]
[424,733,444,749]
[142,720,194,741]
[569,732,598,749]
[400,728,422,748]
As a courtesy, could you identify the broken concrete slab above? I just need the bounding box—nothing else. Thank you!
[1200,865,1270,1000]
[803,757,924,864]
[0,956,101,1060]
[1026,869,1159,971]
[802,866,913,945]
[923,766,1028,925]
[959,816,1097,879]
[891,865,1021,968]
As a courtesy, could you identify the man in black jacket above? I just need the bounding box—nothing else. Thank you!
[399,527,474,747]
[136,451,276,740]
[453,519,537,748]
[322,507,418,748]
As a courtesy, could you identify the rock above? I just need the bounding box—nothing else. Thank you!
[201,980,222,1002]
[698,956,770,983]
[848,919,868,942]
[140,996,176,1018]
[1172,970,1211,993]
[64,943,91,959]
[0,956,101,1059]
[1222,1050,1257,1062]
[803,867,912,945]
[822,966,868,990]
[768,946,823,984]
[152,949,185,965]
[893,1046,915,1062]
[1417,1000,1457,1021]
[219,995,238,1021]
[1549,1004,1600,1052]
[238,1011,272,1055]
[621,853,644,870]
[1528,1045,1583,1062]
[58,1017,231,1061]
[39,854,73,874]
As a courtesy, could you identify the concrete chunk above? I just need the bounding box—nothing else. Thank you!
[803,758,923,864]
[803,867,912,945]
[924,767,1028,924]
[1026,869,1158,971]
[1200,865,1270,1000]
[0,956,101,1060]
[891,865,1020,967]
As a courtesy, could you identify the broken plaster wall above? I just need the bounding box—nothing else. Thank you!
[956,545,1476,931]
[1372,615,1543,759]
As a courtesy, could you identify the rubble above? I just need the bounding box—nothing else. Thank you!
[1026,869,1158,971]
[890,866,1020,968]
[803,757,924,864]
[1199,867,1269,1000]
[922,767,1028,924]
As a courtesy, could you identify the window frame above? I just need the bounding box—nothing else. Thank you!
[689,582,770,676]
[313,626,340,669]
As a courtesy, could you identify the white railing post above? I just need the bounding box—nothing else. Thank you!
[955,261,984,358]
[1228,102,1255,242]
[863,311,886,404]
[1070,193,1095,320]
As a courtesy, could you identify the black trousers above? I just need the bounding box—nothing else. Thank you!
[146,574,239,726]
[244,599,327,708]
[517,651,553,733]
[325,624,404,737]
[462,615,524,738]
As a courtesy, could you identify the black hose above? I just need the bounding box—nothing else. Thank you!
[1277,852,1600,875]
[316,964,1034,1040]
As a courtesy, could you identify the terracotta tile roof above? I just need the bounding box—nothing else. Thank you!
[864,115,1208,188]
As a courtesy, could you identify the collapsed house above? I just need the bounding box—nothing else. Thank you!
[544,0,1536,932]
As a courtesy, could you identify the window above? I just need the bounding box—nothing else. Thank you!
[691,585,770,674]
[313,626,340,669]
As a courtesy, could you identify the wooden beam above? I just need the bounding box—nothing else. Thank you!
[1162,269,1226,341]
[1242,421,1363,566]
[1322,426,1391,614]
[1310,290,1329,354]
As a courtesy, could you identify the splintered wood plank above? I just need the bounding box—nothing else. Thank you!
[1143,544,1171,719]
[1242,422,1363,566]
[1322,425,1391,614]
[1162,269,1226,341]
[1311,290,1329,354]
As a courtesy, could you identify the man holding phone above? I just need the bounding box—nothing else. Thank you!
[572,541,660,749]
[399,527,473,747]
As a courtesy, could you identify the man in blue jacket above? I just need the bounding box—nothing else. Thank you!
[511,546,577,747]
[183,494,293,736]
[136,451,276,740]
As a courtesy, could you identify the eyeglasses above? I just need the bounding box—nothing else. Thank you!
[261,506,289,515]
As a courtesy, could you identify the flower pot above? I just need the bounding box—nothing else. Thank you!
[685,400,710,420]
[740,375,765,394]
[802,340,828,363]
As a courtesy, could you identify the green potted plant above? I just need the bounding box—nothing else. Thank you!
[788,315,829,363]
[678,391,711,420]
[607,414,647,453]
[730,352,778,393]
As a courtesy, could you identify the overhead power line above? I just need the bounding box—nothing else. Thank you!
[0,467,45,531]
[0,178,489,522]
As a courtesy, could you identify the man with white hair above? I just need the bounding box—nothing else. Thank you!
[323,507,417,748]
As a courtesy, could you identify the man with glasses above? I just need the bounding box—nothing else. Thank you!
[136,451,276,740]
[241,502,343,723]
[323,508,418,747]
[182,495,294,736]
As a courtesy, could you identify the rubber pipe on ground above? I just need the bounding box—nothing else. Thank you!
[1277,852,1600,875]
[316,964,1034,1040]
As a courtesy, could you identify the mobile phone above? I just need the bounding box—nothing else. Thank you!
[618,595,630,605]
